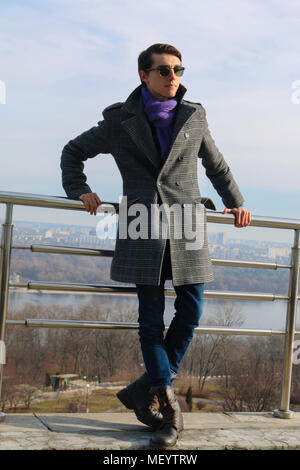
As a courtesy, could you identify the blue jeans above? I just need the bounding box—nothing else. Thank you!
[136,241,204,390]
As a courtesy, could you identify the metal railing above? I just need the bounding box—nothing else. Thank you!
[0,190,299,421]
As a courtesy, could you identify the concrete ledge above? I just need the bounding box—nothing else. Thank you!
[0,412,300,450]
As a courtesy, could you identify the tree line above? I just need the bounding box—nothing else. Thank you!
[10,250,292,295]
[2,296,300,413]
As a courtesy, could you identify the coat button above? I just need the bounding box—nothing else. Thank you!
[178,156,183,161]
[175,181,180,186]
[184,132,190,139]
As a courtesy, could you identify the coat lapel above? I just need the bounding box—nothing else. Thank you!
[170,102,196,150]
[121,115,162,171]
[121,84,197,173]
[121,86,162,172]
[157,101,196,176]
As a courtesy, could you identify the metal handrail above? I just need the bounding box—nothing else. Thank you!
[7,281,290,301]
[11,243,292,270]
[5,318,300,338]
[1,190,300,229]
[0,190,299,421]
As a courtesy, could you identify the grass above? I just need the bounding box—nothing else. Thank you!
[84,388,131,413]
[22,387,130,414]
[6,376,225,414]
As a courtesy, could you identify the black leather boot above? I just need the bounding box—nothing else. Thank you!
[116,373,163,429]
[150,385,184,447]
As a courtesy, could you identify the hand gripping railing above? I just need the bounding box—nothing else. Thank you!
[0,190,300,422]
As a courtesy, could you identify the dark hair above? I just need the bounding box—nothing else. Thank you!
[138,43,182,72]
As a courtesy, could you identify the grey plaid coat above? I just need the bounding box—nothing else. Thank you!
[60,84,244,286]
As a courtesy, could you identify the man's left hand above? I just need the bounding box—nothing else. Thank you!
[223,207,251,228]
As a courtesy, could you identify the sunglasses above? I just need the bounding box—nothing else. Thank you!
[144,65,185,77]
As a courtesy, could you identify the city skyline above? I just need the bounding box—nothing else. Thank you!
[6,217,293,253]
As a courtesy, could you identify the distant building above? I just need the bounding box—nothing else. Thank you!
[50,373,78,391]
[10,272,20,282]
[45,230,53,238]
[268,247,289,259]
[216,232,227,245]
[58,230,70,236]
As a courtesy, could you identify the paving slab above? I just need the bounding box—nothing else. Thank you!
[0,412,299,450]
[0,413,46,432]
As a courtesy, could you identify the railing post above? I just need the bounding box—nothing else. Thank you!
[274,229,300,419]
[0,203,14,422]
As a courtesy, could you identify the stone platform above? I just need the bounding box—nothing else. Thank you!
[0,411,300,451]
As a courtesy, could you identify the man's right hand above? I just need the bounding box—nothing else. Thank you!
[79,192,102,215]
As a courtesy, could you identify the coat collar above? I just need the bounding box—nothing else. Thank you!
[122,83,188,114]
[121,84,197,174]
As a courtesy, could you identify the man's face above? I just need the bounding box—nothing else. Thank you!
[139,53,182,101]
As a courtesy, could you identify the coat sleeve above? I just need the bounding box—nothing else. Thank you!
[60,119,112,200]
[198,108,244,209]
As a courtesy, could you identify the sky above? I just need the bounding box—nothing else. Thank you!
[0,0,300,244]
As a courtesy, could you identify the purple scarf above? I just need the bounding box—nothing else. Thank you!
[141,85,177,162]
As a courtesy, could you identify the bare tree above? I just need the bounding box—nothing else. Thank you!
[182,300,245,391]
[91,302,140,379]
[4,295,145,393]
[14,384,39,409]
[209,300,245,388]
[217,337,282,412]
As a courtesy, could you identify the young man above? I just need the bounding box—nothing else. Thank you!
[60,43,251,447]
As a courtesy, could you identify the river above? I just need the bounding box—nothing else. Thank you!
[7,289,300,331]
